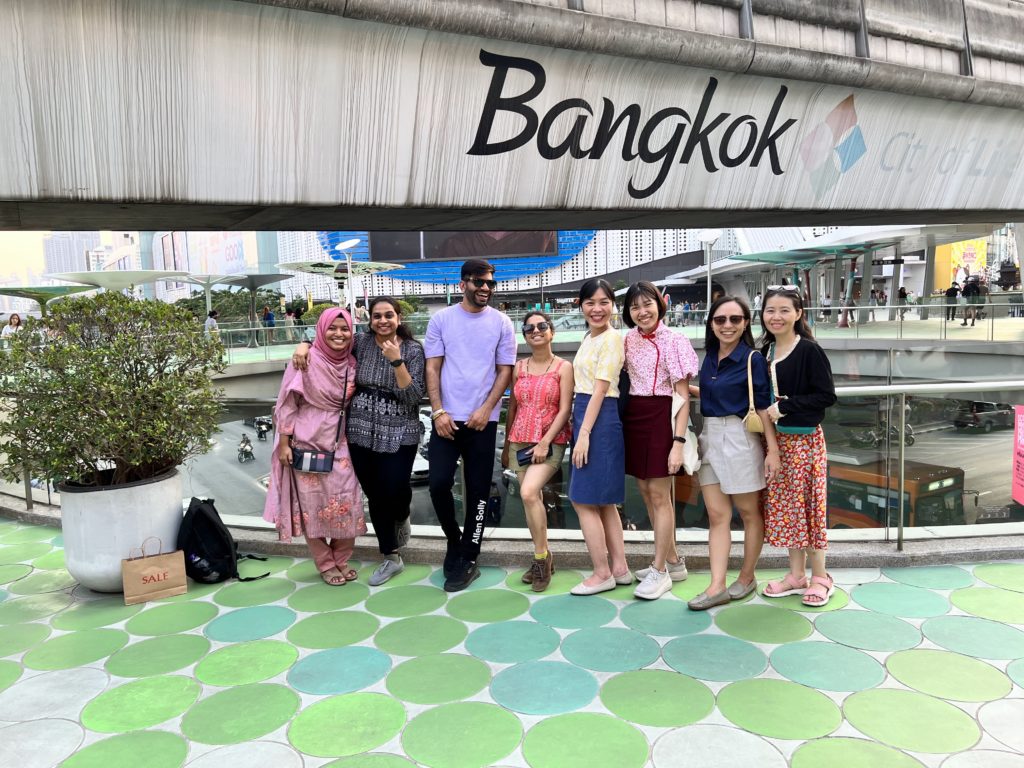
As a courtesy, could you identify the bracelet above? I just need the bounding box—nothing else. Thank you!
[431,408,447,421]
[672,436,686,444]
[579,427,591,435]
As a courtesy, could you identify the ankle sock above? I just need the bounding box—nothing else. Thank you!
[534,552,548,560]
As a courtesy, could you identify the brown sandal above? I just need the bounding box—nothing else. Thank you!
[321,568,348,586]
[339,566,359,583]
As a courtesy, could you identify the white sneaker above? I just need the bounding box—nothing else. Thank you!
[634,567,673,600]
[369,555,404,586]
[636,559,688,582]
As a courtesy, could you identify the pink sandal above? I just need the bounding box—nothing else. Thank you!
[801,574,836,607]
[763,573,808,598]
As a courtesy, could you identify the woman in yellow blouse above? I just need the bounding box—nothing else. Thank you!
[569,278,629,596]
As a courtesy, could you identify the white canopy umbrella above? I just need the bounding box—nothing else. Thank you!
[48,270,189,293]
[276,257,404,309]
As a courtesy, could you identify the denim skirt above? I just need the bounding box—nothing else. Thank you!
[568,394,625,505]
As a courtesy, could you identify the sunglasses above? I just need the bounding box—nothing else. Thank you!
[522,322,551,333]
[766,285,800,292]
[467,278,497,290]
[711,314,746,326]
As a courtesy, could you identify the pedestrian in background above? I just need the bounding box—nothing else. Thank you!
[1,313,23,344]
[204,310,219,339]
[944,282,960,321]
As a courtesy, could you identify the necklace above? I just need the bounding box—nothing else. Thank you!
[526,356,555,376]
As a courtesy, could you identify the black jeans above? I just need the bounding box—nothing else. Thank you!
[428,421,498,561]
[945,299,957,321]
[349,442,417,555]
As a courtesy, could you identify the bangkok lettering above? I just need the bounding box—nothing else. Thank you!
[468,50,799,199]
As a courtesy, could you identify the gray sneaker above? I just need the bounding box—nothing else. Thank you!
[395,517,412,549]
[636,559,688,582]
[369,555,404,586]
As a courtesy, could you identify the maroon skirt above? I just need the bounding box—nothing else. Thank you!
[624,395,674,479]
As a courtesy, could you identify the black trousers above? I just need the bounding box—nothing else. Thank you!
[428,421,498,561]
[349,442,417,555]
[945,299,957,321]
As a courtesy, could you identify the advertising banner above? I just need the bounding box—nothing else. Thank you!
[1014,406,1024,506]
[949,239,989,286]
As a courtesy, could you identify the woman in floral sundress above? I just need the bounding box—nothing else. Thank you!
[264,307,365,585]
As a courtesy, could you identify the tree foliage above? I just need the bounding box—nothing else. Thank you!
[174,288,284,324]
[0,293,225,487]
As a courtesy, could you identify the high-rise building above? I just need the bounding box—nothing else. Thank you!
[42,232,101,278]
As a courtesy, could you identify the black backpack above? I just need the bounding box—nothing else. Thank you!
[177,497,269,583]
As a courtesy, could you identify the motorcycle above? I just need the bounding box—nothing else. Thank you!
[255,420,270,441]
[237,436,255,463]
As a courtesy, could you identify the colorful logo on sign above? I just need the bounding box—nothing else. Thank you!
[799,95,867,198]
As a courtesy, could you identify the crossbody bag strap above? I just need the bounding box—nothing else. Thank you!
[746,351,756,412]
[331,369,349,451]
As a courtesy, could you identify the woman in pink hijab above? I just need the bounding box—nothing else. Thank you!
[263,308,364,585]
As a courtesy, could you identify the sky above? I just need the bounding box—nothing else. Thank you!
[0,232,48,282]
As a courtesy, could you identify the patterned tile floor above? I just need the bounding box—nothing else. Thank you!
[1,517,1023,767]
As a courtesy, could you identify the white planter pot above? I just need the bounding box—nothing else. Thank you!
[59,470,184,593]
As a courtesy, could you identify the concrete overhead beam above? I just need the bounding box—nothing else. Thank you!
[242,0,1024,109]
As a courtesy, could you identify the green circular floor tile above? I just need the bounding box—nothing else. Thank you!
[403,701,522,768]
[52,598,142,630]
[663,633,767,681]
[1008,657,1024,687]
[61,731,188,768]
[324,757,416,768]
[844,689,980,753]
[922,615,1024,659]
[195,640,297,686]
[204,606,296,642]
[30,550,66,570]
[504,567,583,595]
[522,712,647,768]
[287,646,391,694]
[239,555,293,577]
[718,679,841,739]
[388,653,491,704]
[951,587,1024,623]
[0,622,50,656]
[464,620,561,663]
[851,582,950,618]
[814,609,921,651]
[125,601,219,635]
[0,543,52,564]
[490,660,597,715]
[286,559,322,583]
[360,561,432,587]
[0,592,71,624]
[364,585,447,618]
[214,577,295,607]
[288,610,380,649]
[182,683,299,744]
[715,604,812,643]
[23,628,129,670]
[529,594,617,629]
[619,598,712,636]
[887,649,1011,701]
[881,565,974,590]
[974,563,1024,592]
[669,572,712,601]
[429,565,504,591]
[601,669,714,726]
[0,526,60,543]
[157,579,222,602]
[791,738,925,768]
[0,564,32,585]
[770,641,885,691]
[0,659,20,692]
[447,589,529,623]
[288,581,370,612]
[105,634,210,677]
[288,693,405,757]
[6,568,76,594]
[82,675,200,732]
[760,586,850,612]
[561,627,661,672]
[374,615,467,656]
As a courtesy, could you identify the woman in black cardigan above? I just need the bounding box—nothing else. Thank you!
[758,287,838,606]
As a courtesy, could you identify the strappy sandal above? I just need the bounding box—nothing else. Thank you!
[763,573,808,598]
[340,566,359,583]
[801,574,836,607]
[321,568,348,586]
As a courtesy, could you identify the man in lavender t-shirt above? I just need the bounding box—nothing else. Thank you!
[425,258,516,592]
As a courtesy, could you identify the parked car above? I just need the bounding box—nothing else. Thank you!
[953,401,1014,433]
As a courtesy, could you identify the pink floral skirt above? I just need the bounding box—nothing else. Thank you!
[763,428,828,550]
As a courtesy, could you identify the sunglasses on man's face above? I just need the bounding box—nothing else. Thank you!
[522,322,551,333]
[467,278,497,290]
[711,314,746,326]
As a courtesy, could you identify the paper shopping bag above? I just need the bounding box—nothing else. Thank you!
[122,537,188,605]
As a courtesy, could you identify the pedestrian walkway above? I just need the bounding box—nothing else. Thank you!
[1,516,1023,767]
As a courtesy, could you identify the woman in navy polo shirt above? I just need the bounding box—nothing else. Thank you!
[687,296,780,611]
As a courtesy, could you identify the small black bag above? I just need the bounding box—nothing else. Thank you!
[617,366,631,420]
[516,443,553,466]
[177,498,270,584]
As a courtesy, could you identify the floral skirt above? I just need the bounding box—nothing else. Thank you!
[763,428,828,550]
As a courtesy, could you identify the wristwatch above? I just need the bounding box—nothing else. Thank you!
[672,436,687,444]
[389,358,404,368]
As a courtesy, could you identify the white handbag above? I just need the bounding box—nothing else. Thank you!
[671,391,701,475]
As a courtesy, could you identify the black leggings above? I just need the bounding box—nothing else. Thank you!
[349,443,417,555]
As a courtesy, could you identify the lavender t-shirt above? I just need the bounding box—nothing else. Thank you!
[424,304,516,422]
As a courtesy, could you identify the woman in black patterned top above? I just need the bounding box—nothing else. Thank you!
[293,296,425,585]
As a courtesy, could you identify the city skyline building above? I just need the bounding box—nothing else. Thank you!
[42,231,101,279]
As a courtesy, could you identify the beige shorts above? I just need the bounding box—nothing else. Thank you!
[697,416,766,495]
[508,442,567,473]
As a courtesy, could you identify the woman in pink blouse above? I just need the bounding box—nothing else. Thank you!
[622,282,700,600]
[501,311,574,592]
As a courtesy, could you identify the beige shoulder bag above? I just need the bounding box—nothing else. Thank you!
[743,351,765,433]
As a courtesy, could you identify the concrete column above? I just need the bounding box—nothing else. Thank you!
[920,238,936,319]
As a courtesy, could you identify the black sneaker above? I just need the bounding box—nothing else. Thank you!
[444,559,480,592]
[443,547,461,580]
